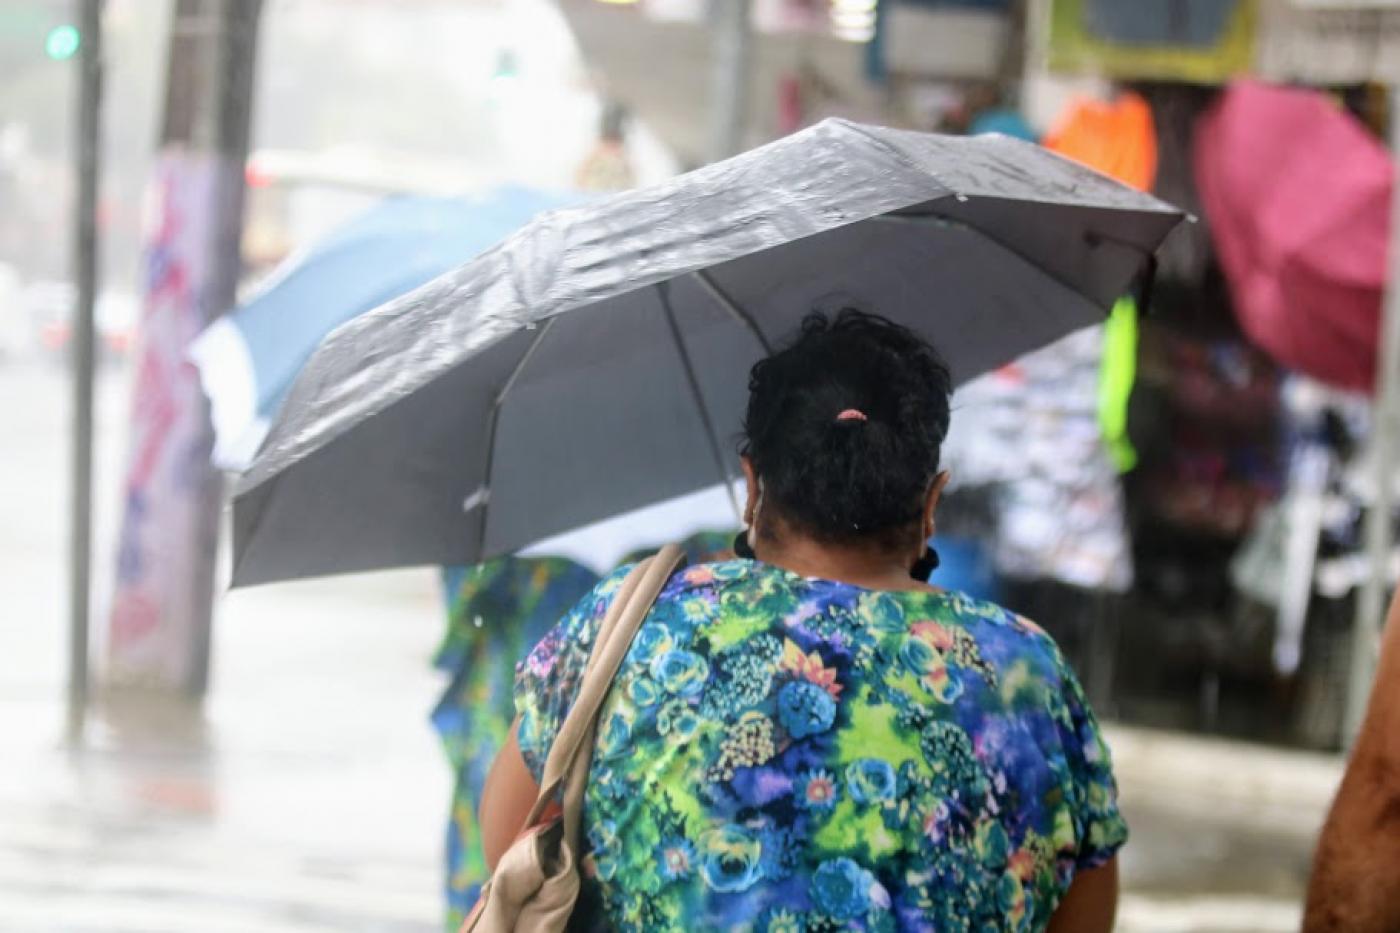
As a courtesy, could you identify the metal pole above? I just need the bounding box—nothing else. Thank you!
[708,0,752,162]
[998,0,1029,109]
[67,0,104,747]
[107,0,259,699]
[1344,84,1400,746]
[185,0,262,699]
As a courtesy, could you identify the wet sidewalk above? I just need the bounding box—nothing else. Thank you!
[0,571,450,932]
[1110,726,1338,932]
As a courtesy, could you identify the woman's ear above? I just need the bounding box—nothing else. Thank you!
[923,471,951,538]
[741,456,759,527]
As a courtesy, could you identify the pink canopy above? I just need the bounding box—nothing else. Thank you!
[1195,80,1392,392]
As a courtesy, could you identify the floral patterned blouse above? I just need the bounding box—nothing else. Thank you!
[515,559,1127,932]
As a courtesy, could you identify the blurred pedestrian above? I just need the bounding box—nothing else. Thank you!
[435,533,734,927]
[434,556,601,927]
[479,310,1125,931]
[1304,587,1400,932]
[574,102,635,193]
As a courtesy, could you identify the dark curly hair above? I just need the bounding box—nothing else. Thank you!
[741,309,953,549]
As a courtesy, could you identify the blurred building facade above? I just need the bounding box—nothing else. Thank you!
[554,0,1400,751]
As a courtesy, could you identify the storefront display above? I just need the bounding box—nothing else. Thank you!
[1049,0,1257,83]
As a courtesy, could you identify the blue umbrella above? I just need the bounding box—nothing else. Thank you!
[191,187,575,470]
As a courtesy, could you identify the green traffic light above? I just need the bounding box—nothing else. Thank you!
[45,24,81,61]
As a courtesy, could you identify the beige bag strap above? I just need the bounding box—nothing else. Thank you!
[521,545,685,833]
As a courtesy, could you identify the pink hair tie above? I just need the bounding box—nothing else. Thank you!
[836,408,868,422]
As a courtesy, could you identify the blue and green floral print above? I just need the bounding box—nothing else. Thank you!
[516,559,1127,932]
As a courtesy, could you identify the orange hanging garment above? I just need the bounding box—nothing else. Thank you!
[1044,92,1159,192]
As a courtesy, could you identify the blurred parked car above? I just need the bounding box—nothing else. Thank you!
[26,280,136,364]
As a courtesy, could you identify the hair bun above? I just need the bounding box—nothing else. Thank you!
[740,308,952,547]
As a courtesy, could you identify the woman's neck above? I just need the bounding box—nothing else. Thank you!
[751,531,935,594]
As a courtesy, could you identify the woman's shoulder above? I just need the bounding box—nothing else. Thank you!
[908,589,1075,677]
[933,589,1054,639]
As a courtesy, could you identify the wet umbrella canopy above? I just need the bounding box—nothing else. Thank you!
[232,119,1183,586]
[191,188,577,470]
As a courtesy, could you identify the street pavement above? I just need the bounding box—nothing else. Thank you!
[0,359,1336,931]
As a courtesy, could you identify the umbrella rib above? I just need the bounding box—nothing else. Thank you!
[872,211,1148,315]
[472,318,557,558]
[658,283,743,523]
[691,270,773,354]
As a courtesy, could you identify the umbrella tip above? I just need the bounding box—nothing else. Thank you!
[1186,213,1200,225]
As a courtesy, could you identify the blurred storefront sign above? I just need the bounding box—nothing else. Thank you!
[1049,0,1400,83]
[642,0,827,30]
[561,0,886,166]
[880,4,1008,77]
[569,0,1011,162]
[1257,0,1400,83]
[1291,0,1400,7]
[641,0,704,22]
[756,0,829,33]
[1048,0,1258,82]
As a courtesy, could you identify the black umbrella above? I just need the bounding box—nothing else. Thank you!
[232,119,1183,586]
